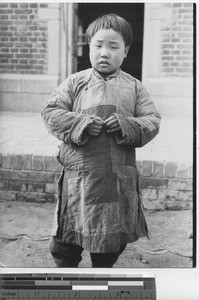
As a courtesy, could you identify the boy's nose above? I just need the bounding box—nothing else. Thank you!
[100,48,110,58]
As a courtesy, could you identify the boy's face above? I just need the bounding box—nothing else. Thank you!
[89,29,129,74]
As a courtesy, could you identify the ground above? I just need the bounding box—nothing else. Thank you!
[0,200,193,268]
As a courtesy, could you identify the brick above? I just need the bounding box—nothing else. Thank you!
[17,192,56,203]
[10,37,18,42]
[43,156,59,172]
[142,161,153,177]
[178,190,192,202]
[165,162,177,178]
[173,3,182,7]
[162,44,175,49]
[10,181,26,192]
[15,9,33,14]
[0,190,17,201]
[2,154,12,169]
[158,189,179,200]
[33,156,43,171]
[171,62,179,67]
[45,183,57,194]
[0,170,55,183]
[162,56,174,61]
[19,3,29,8]
[39,3,48,8]
[22,154,32,170]
[10,15,18,20]
[19,16,28,21]
[162,50,170,55]
[0,3,9,8]
[163,67,174,73]
[141,178,168,189]
[141,188,157,200]
[1,37,9,42]
[30,3,38,8]
[30,48,38,53]
[10,3,18,8]
[143,199,165,211]
[168,179,192,191]
[19,59,28,64]
[176,167,189,179]
[12,155,23,170]
[152,162,164,177]
[16,53,33,59]
[164,200,191,211]
[19,48,29,53]
[1,47,9,52]
[0,15,9,20]
[19,36,28,42]
[0,9,13,14]
[27,182,45,193]
[1,58,9,63]
[29,37,37,42]
[15,43,32,48]
[0,180,9,190]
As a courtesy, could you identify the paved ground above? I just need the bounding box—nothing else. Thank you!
[0,111,193,164]
[0,200,193,268]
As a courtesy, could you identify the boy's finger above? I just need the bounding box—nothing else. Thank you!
[107,126,121,133]
[104,115,115,124]
[106,119,118,127]
[92,124,103,130]
[108,122,120,129]
[89,129,101,136]
[94,117,105,125]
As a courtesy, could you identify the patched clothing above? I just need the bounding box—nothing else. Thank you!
[41,68,161,253]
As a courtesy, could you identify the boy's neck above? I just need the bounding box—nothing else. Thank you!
[94,68,120,79]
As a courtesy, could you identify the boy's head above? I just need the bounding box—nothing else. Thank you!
[86,14,133,75]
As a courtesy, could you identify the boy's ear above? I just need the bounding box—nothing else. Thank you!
[124,46,130,57]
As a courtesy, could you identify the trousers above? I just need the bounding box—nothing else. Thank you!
[50,237,126,268]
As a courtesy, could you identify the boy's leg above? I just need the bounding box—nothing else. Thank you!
[49,237,84,267]
[90,244,127,268]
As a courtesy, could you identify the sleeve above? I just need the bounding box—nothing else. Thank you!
[114,80,161,147]
[41,76,95,146]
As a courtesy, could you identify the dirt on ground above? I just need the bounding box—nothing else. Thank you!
[0,200,193,269]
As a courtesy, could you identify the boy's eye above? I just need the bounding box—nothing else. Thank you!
[111,46,118,49]
[94,44,101,48]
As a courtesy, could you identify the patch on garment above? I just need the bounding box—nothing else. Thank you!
[82,104,116,121]
[67,176,84,232]
[83,169,119,205]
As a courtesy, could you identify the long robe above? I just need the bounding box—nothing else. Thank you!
[41,68,161,253]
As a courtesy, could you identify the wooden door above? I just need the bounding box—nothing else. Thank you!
[60,3,78,81]
[67,3,78,75]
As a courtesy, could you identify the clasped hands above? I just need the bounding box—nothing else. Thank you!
[86,115,120,136]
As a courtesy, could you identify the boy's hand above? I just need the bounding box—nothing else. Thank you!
[86,117,104,136]
[104,115,121,133]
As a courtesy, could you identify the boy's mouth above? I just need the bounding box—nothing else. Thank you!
[99,60,110,65]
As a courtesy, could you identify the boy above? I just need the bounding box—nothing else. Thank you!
[41,14,161,268]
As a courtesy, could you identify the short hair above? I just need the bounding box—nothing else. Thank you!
[85,13,133,47]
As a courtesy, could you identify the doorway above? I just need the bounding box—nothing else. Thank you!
[77,3,144,81]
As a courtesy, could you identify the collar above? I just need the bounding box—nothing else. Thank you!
[93,68,121,80]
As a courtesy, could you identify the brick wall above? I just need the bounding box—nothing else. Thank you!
[0,154,193,211]
[0,3,48,74]
[160,2,193,77]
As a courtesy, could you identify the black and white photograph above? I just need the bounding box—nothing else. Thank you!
[0,1,195,272]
